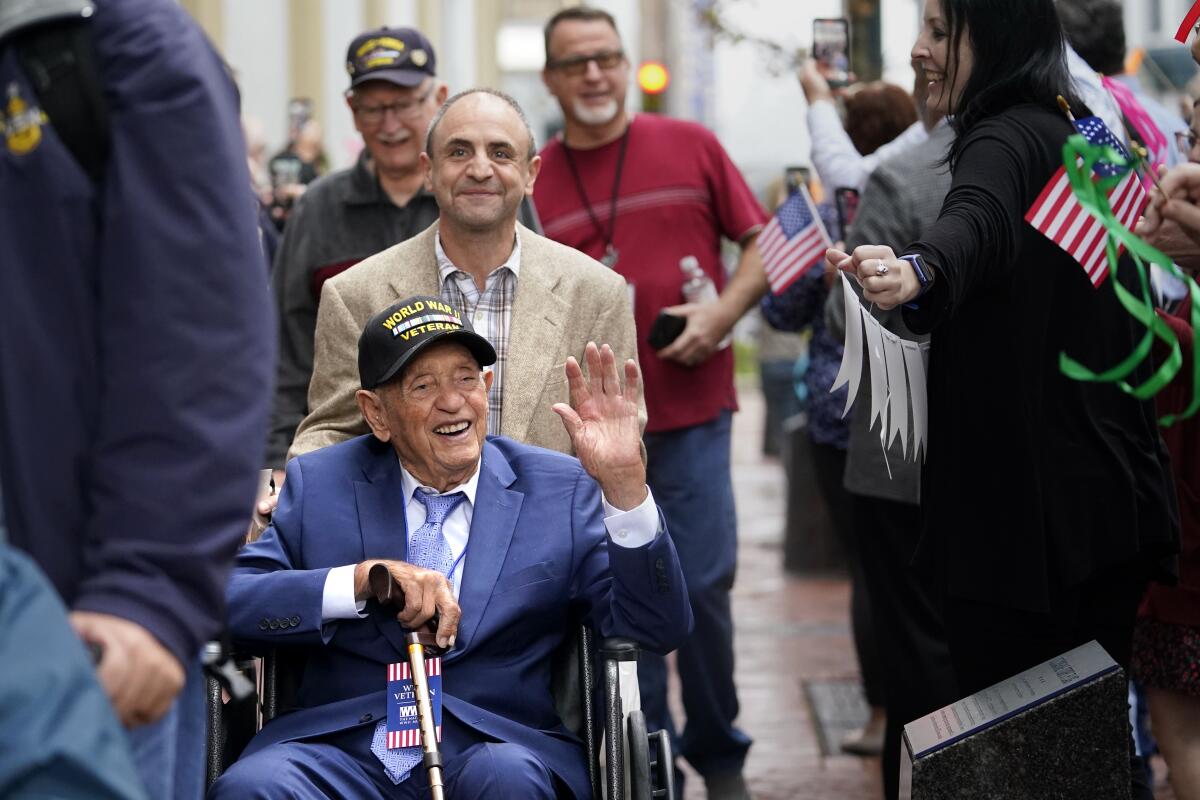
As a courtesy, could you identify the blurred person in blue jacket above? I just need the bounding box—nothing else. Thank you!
[0,0,274,796]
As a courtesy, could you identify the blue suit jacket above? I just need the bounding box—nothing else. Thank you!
[227,435,692,796]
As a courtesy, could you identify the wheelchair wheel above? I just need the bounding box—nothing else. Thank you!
[627,709,652,800]
[648,728,676,799]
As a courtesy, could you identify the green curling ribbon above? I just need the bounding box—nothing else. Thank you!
[1056,132,1200,425]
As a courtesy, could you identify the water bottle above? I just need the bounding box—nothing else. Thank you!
[678,255,731,349]
[679,255,718,304]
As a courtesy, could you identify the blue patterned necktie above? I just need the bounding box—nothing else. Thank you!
[371,490,466,784]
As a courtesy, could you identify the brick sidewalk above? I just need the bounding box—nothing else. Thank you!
[671,383,1177,800]
[671,384,882,799]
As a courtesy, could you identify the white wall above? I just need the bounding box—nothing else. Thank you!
[440,0,478,93]
[881,0,920,89]
[223,0,289,153]
[712,0,840,194]
[321,0,365,169]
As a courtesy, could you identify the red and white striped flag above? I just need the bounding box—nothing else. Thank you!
[761,185,832,294]
[1025,116,1148,286]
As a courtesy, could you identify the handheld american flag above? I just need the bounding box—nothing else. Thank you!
[761,185,832,295]
[1025,115,1148,287]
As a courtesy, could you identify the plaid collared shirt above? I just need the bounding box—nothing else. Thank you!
[435,231,520,436]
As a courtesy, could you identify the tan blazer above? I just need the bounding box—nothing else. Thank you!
[289,222,641,459]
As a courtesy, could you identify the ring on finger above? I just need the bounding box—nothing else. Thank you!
[875,259,889,276]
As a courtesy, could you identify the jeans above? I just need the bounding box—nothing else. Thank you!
[639,411,752,778]
[129,655,207,800]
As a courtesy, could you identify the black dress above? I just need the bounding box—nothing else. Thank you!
[901,103,1179,690]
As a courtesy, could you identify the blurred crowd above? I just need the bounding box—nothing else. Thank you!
[0,0,1198,799]
[771,2,1199,799]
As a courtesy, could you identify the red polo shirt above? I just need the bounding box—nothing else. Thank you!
[535,114,766,433]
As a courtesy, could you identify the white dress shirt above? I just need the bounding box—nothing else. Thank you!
[320,459,660,623]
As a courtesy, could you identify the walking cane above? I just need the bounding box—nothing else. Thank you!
[369,563,448,800]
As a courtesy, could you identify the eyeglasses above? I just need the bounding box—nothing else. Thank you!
[352,84,435,125]
[546,50,625,77]
[1176,130,1200,155]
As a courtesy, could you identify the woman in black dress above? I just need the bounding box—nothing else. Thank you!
[829,0,1178,793]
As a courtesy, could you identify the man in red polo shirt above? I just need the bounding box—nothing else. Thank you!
[534,8,768,798]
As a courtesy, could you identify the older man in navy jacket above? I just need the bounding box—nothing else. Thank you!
[213,297,691,799]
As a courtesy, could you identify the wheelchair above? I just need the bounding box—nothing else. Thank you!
[204,625,677,799]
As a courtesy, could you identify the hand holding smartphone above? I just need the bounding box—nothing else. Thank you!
[813,18,851,89]
[647,311,687,350]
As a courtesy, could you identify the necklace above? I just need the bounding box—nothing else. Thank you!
[560,124,631,268]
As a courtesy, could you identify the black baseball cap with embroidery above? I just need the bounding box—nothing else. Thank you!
[345,27,436,90]
[359,296,496,389]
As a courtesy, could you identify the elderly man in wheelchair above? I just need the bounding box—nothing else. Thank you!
[209,297,692,799]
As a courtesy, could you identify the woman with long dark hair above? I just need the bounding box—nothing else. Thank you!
[828,1,1178,795]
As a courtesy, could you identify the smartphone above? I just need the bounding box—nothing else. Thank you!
[784,165,811,197]
[287,97,313,142]
[647,311,687,350]
[834,187,860,235]
[813,18,851,89]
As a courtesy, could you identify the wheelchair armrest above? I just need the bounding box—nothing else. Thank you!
[598,637,642,662]
[203,642,258,790]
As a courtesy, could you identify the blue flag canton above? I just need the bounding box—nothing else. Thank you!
[1074,115,1132,178]
[776,190,815,238]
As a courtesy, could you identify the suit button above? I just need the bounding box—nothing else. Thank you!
[360,713,373,723]
[268,619,279,630]
[654,557,665,570]
[258,619,269,631]
[279,618,292,629]
[290,615,301,626]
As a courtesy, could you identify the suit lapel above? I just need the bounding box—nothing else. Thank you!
[388,223,442,300]
[445,440,522,663]
[353,441,412,655]
[501,226,569,443]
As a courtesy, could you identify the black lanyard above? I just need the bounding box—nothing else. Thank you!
[561,124,630,268]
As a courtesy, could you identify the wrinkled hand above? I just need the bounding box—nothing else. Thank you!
[69,611,185,728]
[826,245,919,310]
[353,560,460,649]
[799,59,834,105]
[552,342,648,510]
[657,302,732,367]
[1140,163,1200,252]
[1136,212,1200,270]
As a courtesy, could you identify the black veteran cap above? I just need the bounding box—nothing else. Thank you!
[359,296,496,389]
[346,27,436,89]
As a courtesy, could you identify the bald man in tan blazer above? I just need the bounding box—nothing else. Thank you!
[254,88,642,540]
[289,219,638,459]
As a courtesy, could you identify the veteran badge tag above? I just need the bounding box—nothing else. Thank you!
[3,82,47,156]
[385,656,443,748]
